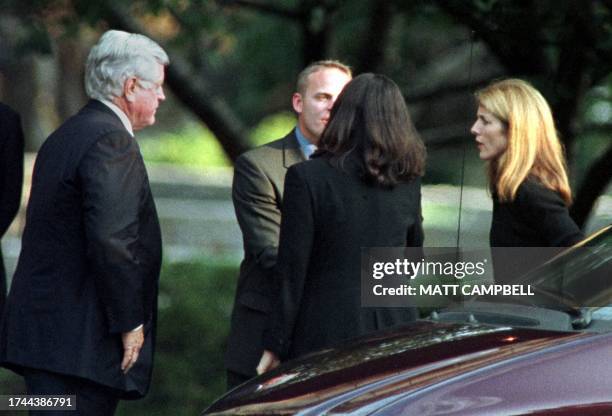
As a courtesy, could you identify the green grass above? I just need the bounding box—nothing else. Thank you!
[250,112,296,147]
[117,258,238,416]
[139,113,296,167]
[138,123,231,168]
[0,369,24,416]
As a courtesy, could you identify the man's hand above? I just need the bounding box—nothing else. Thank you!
[121,327,144,374]
[256,350,280,375]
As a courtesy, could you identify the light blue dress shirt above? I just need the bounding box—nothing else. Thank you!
[295,126,317,159]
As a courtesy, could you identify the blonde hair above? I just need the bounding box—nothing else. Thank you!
[475,78,572,205]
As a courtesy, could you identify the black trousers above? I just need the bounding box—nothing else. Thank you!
[22,368,120,416]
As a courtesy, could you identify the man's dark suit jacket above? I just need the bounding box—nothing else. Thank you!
[0,100,162,398]
[0,103,24,314]
[264,154,423,360]
[225,130,305,378]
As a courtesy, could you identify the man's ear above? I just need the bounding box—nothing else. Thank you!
[123,77,138,102]
[292,93,303,114]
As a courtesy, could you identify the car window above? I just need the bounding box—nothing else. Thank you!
[519,226,612,308]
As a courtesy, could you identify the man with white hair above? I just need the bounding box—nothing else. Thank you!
[0,30,168,415]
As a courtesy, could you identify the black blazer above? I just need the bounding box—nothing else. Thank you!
[490,179,583,282]
[0,100,162,398]
[490,179,583,247]
[225,130,306,377]
[0,103,24,314]
[265,155,423,360]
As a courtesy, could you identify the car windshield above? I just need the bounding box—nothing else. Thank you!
[517,225,612,309]
[437,225,612,332]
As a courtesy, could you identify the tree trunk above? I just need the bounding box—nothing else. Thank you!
[354,0,393,74]
[54,35,88,121]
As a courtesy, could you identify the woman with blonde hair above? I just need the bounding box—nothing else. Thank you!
[471,79,582,280]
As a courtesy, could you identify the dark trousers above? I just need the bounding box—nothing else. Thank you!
[22,368,120,416]
[226,370,253,391]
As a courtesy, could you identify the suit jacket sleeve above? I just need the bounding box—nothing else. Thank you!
[0,109,24,236]
[232,154,282,269]
[516,181,583,246]
[264,166,314,358]
[79,131,147,333]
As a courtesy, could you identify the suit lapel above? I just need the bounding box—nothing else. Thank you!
[282,129,306,169]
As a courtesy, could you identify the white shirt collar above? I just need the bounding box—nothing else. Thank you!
[99,99,134,137]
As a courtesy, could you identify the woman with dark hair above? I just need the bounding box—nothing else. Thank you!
[257,73,426,373]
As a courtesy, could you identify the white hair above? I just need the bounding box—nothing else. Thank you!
[85,30,169,101]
